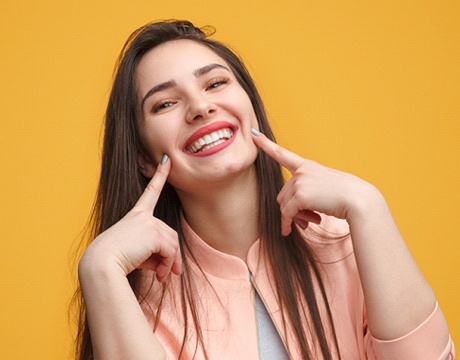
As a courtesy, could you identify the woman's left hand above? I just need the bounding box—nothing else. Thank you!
[251,129,377,236]
[252,129,438,342]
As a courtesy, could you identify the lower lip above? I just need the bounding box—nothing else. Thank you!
[186,130,238,157]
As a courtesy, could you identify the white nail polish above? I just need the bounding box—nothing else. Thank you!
[160,154,169,164]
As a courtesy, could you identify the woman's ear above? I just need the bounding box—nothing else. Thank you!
[137,150,156,178]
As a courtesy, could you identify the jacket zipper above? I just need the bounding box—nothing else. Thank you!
[249,272,293,360]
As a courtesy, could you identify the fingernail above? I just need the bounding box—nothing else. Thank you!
[251,128,261,136]
[160,154,169,165]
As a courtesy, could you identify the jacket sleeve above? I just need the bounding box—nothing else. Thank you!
[364,302,455,360]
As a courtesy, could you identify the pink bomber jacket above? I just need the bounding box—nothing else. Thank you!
[141,215,455,359]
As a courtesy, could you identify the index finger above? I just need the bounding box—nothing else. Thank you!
[251,129,303,173]
[134,154,171,211]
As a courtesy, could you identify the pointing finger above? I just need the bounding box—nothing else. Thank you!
[134,154,171,211]
[251,129,304,174]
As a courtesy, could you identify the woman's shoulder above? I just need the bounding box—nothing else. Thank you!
[301,214,354,264]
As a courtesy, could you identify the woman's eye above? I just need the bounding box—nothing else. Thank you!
[206,77,229,90]
[152,100,176,113]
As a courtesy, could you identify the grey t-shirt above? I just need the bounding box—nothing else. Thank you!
[255,292,290,359]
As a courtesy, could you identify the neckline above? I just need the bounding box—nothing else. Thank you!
[181,215,261,280]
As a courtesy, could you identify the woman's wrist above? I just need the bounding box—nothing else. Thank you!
[344,181,388,228]
[78,246,127,285]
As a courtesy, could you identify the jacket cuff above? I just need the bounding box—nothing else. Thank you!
[371,302,455,360]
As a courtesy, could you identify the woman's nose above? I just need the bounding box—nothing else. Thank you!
[186,94,217,122]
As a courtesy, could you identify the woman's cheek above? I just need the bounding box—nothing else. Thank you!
[143,124,173,158]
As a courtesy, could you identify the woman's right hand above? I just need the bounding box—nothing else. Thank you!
[79,154,182,282]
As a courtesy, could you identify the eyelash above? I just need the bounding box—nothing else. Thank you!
[152,99,177,113]
[206,77,229,90]
[151,77,230,113]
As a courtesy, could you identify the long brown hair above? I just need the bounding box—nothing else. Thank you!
[73,20,341,359]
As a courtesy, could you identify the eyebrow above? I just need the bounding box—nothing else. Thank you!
[193,63,230,77]
[141,80,176,110]
[141,63,231,110]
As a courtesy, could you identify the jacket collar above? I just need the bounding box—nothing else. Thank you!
[181,215,261,281]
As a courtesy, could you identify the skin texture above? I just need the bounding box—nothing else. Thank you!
[79,39,437,359]
[136,40,259,194]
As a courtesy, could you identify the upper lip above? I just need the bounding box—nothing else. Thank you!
[183,121,237,152]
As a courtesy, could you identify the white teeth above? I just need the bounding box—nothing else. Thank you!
[210,132,219,142]
[201,139,225,151]
[186,128,234,154]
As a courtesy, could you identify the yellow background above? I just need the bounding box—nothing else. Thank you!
[1,0,458,358]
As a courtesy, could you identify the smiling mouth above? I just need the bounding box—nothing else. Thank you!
[185,128,234,154]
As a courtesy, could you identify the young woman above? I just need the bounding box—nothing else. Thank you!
[75,20,455,359]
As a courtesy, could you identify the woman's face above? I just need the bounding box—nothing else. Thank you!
[135,39,259,193]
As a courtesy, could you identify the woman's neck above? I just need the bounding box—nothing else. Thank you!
[177,167,260,260]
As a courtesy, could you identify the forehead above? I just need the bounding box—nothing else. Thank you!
[136,39,228,86]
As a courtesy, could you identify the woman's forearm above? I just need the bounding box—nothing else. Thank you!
[79,256,166,360]
[347,185,436,341]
